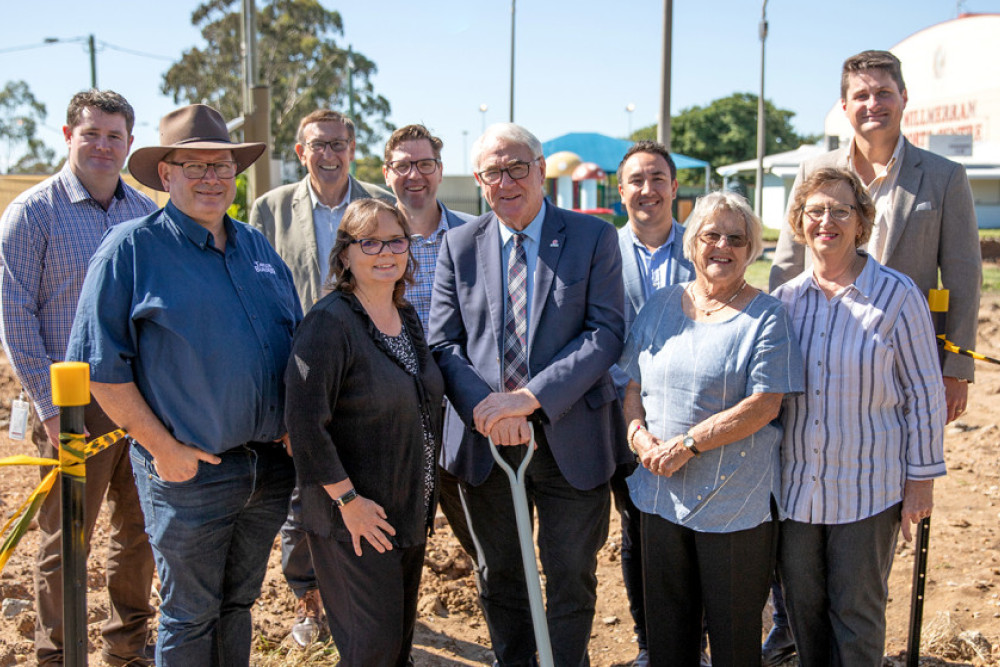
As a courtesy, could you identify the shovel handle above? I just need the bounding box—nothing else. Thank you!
[486,424,554,667]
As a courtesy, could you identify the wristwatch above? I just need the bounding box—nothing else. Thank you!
[334,488,358,507]
[682,434,701,457]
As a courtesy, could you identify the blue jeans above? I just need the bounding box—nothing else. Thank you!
[130,441,294,666]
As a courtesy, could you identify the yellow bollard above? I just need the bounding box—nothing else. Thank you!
[51,361,89,667]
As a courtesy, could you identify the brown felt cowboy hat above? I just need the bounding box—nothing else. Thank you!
[128,104,266,191]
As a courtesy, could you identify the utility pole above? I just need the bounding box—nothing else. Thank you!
[658,0,672,148]
[755,0,769,218]
[240,0,271,205]
[88,35,96,88]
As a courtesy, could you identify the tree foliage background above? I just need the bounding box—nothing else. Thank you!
[631,93,819,186]
[0,81,57,174]
[161,0,392,169]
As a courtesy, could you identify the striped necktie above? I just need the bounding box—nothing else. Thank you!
[503,233,529,391]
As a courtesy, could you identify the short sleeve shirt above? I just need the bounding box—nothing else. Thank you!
[619,285,804,532]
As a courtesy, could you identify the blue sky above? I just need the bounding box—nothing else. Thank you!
[2,0,996,175]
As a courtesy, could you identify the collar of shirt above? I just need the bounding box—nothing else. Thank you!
[59,164,126,205]
[847,133,905,188]
[626,221,677,294]
[497,199,546,250]
[412,203,452,245]
[306,177,351,212]
[805,250,878,302]
[164,200,238,252]
[627,220,676,255]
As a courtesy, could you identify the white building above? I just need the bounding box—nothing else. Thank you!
[720,13,1000,229]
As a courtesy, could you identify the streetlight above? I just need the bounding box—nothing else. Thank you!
[625,103,636,139]
[755,0,768,218]
[44,34,97,88]
[479,104,488,134]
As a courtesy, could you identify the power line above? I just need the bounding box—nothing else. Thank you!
[100,42,174,62]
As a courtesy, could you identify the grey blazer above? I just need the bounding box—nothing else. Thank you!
[617,220,694,334]
[769,139,981,381]
[249,175,395,311]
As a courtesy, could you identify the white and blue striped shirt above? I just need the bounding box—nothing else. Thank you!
[773,255,946,525]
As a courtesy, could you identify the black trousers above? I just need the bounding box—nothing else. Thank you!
[641,512,775,667]
[461,432,610,667]
[308,534,425,667]
[610,462,647,649]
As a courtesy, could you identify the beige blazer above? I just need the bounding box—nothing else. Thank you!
[249,176,394,311]
[770,139,982,380]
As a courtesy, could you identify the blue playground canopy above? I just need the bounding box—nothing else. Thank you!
[541,132,710,175]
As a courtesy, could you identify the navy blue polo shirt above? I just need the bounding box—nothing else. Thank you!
[67,201,302,454]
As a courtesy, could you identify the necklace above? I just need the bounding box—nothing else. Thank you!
[688,280,746,316]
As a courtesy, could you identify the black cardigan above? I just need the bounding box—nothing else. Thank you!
[285,290,445,547]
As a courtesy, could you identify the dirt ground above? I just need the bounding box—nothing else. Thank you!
[1,297,999,666]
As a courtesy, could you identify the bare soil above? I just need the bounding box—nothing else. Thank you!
[1,297,999,666]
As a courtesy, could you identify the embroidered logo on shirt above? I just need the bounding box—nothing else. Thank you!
[254,261,276,275]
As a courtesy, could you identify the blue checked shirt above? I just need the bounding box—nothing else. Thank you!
[773,255,946,524]
[0,166,156,420]
[409,207,454,332]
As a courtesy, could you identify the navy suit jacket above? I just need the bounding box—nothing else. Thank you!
[429,203,629,490]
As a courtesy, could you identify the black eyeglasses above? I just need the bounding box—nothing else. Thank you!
[164,160,237,180]
[803,205,855,221]
[698,232,750,248]
[476,157,541,185]
[386,158,441,176]
[351,237,411,255]
[305,139,351,153]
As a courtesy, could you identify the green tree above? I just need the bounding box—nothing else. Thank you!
[630,93,808,185]
[0,81,57,174]
[354,156,386,187]
[162,0,392,167]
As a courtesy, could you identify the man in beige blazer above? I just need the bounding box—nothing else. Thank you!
[767,49,981,666]
[250,109,394,313]
[248,109,393,645]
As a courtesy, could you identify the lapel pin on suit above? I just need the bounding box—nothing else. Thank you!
[550,239,559,248]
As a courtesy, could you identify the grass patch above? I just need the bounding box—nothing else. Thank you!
[746,259,772,291]
[983,263,1000,293]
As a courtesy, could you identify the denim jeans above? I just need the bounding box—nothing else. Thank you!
[130,441,295,666]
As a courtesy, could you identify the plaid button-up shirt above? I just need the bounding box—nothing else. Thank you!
[0,166,156,419]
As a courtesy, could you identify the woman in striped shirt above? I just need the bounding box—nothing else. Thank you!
[772,167,946,667]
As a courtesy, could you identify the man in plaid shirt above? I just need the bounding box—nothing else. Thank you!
[381,124,476,565]
[0,90,157,667]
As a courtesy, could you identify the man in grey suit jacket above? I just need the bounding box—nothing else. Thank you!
[767,49,981,666]
[613,141,695,667]
[429,123,629,666]
[248,109,393,645]
[250,109,394,313]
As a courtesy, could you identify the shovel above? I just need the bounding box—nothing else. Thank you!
[487,423,554,667]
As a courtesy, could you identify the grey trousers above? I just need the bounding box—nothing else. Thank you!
[778,504,901,667]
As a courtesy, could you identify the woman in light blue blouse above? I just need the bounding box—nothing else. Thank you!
[772,168,946,667]
[620,191,804,666]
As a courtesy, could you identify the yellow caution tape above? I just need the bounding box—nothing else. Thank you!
[0,428,126,571]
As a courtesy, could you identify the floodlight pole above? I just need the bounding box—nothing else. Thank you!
[510,0,516,122]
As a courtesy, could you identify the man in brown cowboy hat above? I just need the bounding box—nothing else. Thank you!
[66,104,302,666]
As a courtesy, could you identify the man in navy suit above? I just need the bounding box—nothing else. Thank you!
[429,123,629,666]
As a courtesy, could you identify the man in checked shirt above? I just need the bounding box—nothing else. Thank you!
[0,90,157,667]
[381,124,477,561]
